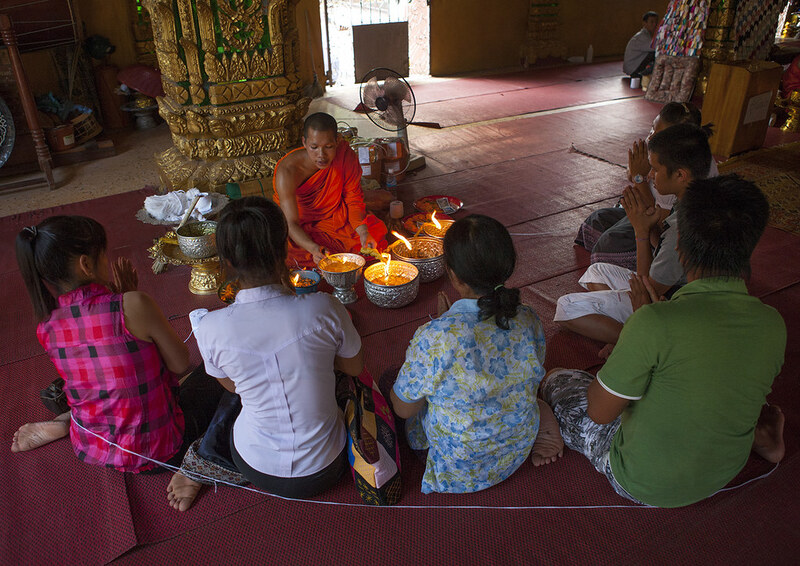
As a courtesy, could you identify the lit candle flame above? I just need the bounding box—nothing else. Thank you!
[391,230,412,250]
[291,273,301,286]
[381,252,391,278]
[431,211,441,230]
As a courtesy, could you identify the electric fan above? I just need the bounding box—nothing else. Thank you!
[359,68,440,171]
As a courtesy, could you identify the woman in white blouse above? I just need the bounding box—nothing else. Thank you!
[168,197,364,511]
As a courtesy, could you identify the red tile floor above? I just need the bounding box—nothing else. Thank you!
[2,62,799,564]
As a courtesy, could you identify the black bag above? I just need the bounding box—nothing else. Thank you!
[40,377,69,415]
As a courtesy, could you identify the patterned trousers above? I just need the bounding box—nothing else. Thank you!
[540,369,643,504]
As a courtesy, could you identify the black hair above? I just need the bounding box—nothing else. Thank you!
[217,196,289,284]
[15,215,107,321]
[443,214,520,330]
[658,102,714,137]
[303,112,338,138]
[677,174,769,279]
[643,11,658,22]
[647,123,712,180]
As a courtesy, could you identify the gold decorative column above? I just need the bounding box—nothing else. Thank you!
[697,0,736,95]
[131,0,157,67]
[142,0,311,191]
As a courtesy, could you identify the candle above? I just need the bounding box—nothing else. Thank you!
[422,212,454,239]
[290,270,320,294]
[389,200,404,219]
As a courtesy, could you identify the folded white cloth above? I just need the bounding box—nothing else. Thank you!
[144,188,227,222]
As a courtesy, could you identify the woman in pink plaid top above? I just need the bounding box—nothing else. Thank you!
[12,216,193,472]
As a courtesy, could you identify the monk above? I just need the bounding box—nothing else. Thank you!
[274,112,387,267]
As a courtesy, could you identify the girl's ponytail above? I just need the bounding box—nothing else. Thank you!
[15,216,107,321]
[477,285,521,330]
[15,226,57,321]
[444,214,521,330]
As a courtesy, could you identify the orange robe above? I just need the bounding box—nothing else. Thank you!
[274,139,387,268]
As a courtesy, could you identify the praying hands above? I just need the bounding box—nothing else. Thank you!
[110,257,138,294]
[627,139,650,183]
[620,183,658,239]
[628,273,664,311]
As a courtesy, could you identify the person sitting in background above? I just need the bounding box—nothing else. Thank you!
[273,112,387,268]
[555,124,712,347]
[542,174,786,508]
[391,214,564,494]
[623,11,659,80]
[576,102,717,270]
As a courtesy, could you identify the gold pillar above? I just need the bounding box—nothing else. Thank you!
[697,0,736,95]
[142,0,311,191]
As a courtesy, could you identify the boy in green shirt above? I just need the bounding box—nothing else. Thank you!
[541,174,786,507]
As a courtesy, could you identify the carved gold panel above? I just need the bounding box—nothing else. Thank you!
[143,0,308,191]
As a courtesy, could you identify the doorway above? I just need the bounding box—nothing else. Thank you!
[320,0,429,85]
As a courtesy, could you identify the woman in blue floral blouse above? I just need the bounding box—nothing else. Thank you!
[391,214,564,494]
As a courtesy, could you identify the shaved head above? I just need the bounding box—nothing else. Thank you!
[303,112,337,137]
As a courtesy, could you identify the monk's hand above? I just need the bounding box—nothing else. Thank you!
[311,246,328,265]
[110,257,138,293]
[356,224,377,250]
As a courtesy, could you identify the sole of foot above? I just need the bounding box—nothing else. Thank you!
[167,473,203,512]
[11,420,69,453]
[753,405,785,464]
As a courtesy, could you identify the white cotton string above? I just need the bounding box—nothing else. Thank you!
[183,329,194,343]
[71,418,778,511]
[508,230,574,237]
[712,463,779,494]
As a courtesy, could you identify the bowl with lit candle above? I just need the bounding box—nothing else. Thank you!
[389,231,445,283]
[421,211,454,240]
[363,253,420,308]
[318,253,366,304]
[290,270,320,295]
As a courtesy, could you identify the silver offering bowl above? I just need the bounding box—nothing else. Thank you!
[390,237,445,283]
[363,260,420,308]
[421,219,454,240]
[176,221,217,259]
[318,253,366,304]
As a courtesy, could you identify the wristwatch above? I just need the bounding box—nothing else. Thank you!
[633,174,645,184]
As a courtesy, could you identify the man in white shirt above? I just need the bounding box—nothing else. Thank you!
[623,11,658,78]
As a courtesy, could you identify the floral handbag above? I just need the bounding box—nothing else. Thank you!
[342,369,402,505]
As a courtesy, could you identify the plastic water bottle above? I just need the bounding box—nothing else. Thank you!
[386,174,397,189]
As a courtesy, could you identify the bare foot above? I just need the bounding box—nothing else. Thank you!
[598,343,615,360]
[167,472,203,512]
[532,399,564,466]
[11,420,69,453]
[752,405,785,464]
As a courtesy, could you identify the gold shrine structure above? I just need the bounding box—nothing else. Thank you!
[141,0,311,191]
